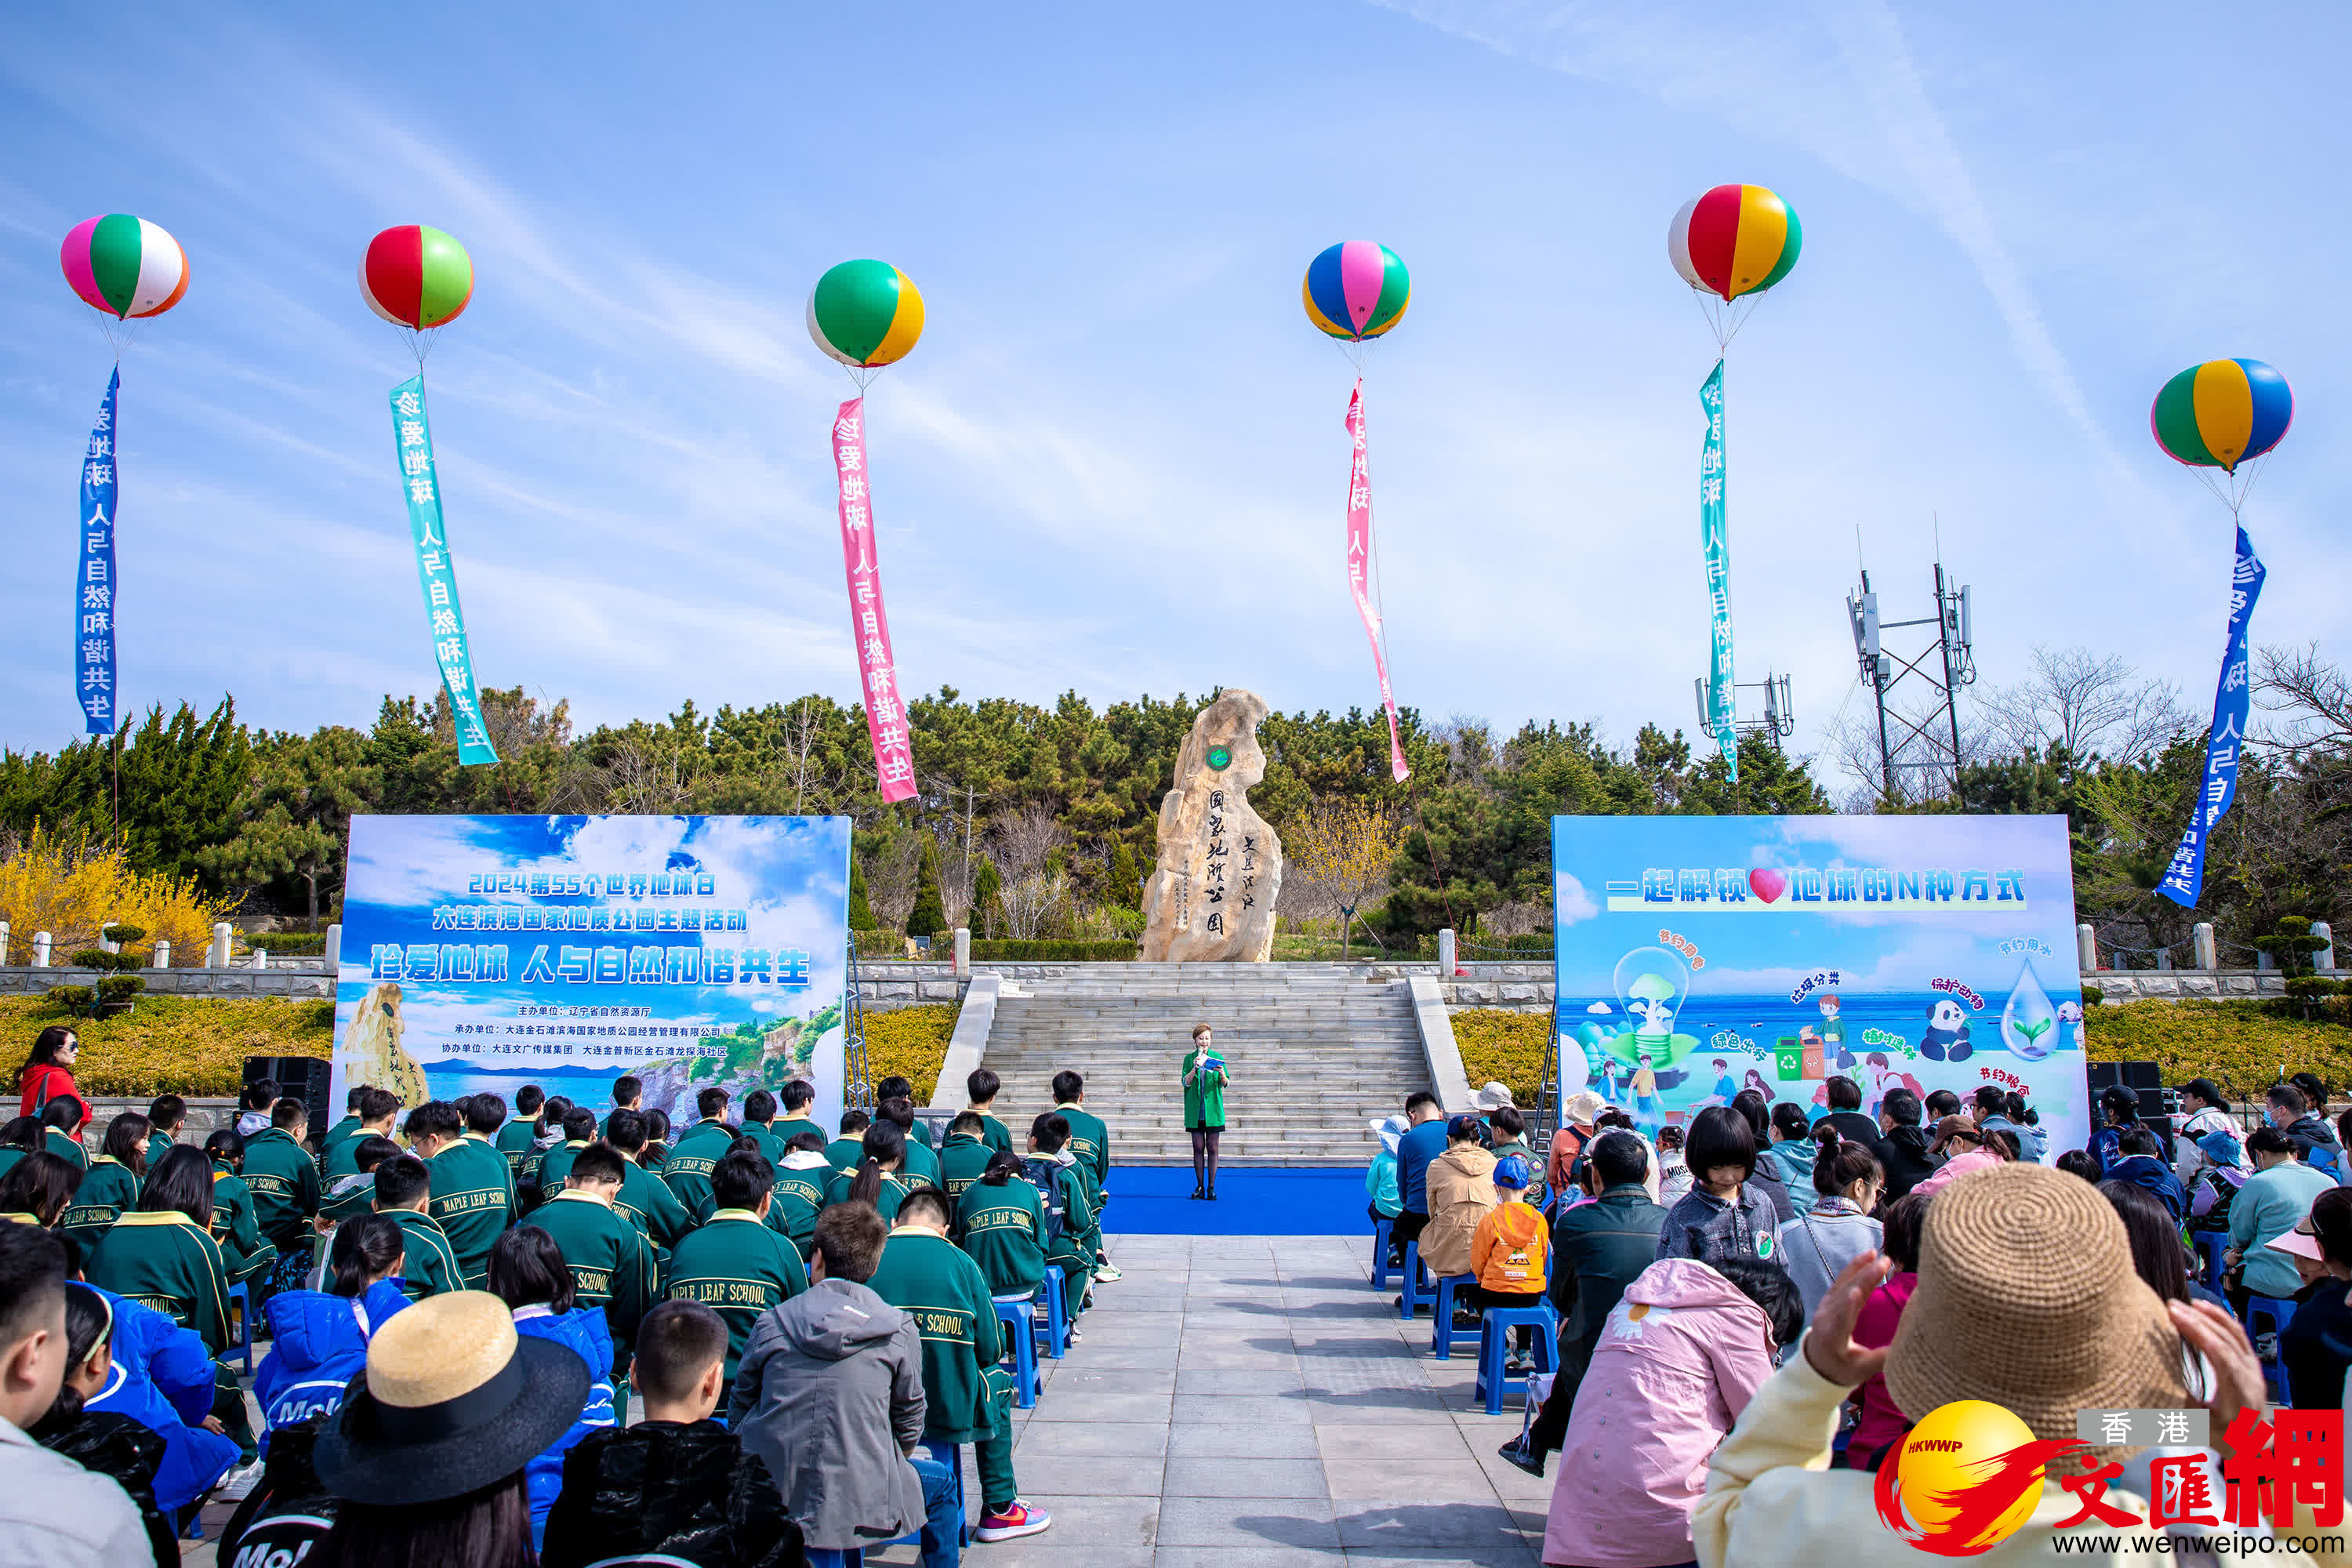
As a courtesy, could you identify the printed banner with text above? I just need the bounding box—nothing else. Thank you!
[833,397,916,803]
[1698,361,1737,779]
[2158,524,2267,908]
[1555,813,2088,1154]
[1344,381,1410,782]
[389,376,498,765]
[333,814,851,1132]
[75,368,119,735]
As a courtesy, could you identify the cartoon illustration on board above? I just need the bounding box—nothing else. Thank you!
[1919,997,1973,1062]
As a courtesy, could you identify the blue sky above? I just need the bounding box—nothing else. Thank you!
[3,4,2344,782]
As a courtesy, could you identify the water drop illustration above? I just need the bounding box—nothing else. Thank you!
[2001,959,2059,1061]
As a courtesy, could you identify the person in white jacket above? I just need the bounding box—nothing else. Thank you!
[2174,1077,2252,1189]
[1696,1163,2334,1567]
[0,1225,149,1566]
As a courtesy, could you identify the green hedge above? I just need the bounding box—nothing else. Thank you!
[970,939,1133,960]
[241,931,328,955]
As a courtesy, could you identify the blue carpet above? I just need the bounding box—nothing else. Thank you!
[1104,1165,1371,1235]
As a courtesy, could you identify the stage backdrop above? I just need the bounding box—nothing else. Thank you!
[1552,814,2088,1158]
[334,815,851,1132]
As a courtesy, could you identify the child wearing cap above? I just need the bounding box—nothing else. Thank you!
[1465,1153,1549,1370]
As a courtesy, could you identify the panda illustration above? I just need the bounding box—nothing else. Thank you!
[1919,997,1973,1062]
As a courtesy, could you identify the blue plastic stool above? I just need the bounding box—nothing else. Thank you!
[1396,1240,1435,1320]
[228,1281,254,1374]
[2193,1232,2230,1292]
[2248,1295,2299,1405]
[994,1298,1040,1408]
[1429,1273,1479,1359]
[1371,1217,1395,1289]
[1037,1265,1070,1359]
[1474,1301,1559,1414]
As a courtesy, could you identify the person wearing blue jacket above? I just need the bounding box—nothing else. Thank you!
[1393,1093,1448,1250]
[252,1214,411,1450]
[83,1285,241,1515]
[488,1222,619,1547]
[2102,1124,2190,1221]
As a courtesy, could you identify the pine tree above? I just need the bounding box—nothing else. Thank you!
[848,857,877,931]
[972,858,1002,939]
[906,835,947,938]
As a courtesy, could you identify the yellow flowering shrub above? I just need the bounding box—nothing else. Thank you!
[1452,1009,1552,1106]
[0,995,332,1098]
[0,826,227,967]
[2081,1000,2352,1101]
[862,1004,960,1102]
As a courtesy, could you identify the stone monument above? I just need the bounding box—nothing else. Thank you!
[1139,690,1283,961]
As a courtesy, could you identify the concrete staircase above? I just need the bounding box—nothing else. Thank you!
[975,964,1432,1166]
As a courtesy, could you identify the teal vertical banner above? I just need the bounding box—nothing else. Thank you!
[1699,360,1737,781]
[389,376,499,766]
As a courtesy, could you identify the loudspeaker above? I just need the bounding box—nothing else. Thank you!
[2136,1087,2181,1120]
[2087,1062,2122,1092]
[2122,1062,2163,1091]
[244,1056,332,1123]
[2139,1114,2177,1165]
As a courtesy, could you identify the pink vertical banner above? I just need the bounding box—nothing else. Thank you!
[1345,380,1411,782]
[832,397,916,803]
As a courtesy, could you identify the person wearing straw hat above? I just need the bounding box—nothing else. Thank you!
[312,1289,593,1568]
[1695,1163,2303,1566]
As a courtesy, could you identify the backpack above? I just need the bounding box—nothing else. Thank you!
[1022,1157,1069,1246]
[2187,1165,2247,1232]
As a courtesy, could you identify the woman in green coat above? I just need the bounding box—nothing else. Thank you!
[1182,1024,1229,1201]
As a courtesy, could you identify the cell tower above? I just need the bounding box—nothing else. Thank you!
[1692,672,1796,750]
[1847,561,1976,804]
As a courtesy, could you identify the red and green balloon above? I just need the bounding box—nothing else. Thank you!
[60,214,189,320]
[1668,184,1802,302]
[360,224,474,331]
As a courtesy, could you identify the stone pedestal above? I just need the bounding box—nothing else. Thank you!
[1139,690,1284,962]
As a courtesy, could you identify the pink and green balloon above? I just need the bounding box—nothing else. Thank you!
[60,215,188,321]
[1302,241,1409,342]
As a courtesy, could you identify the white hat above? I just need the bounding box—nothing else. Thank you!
[1472,1082,1517,1112]
[1369,1115,1406,1155]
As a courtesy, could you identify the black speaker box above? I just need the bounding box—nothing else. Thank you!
[244,1055,332,1126]
[2087,1062,2122,1092]
[2122,1061,2163,1090]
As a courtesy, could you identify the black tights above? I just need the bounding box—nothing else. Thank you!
[1191,1127,1221,1189]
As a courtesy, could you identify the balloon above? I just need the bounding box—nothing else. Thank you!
[1668,184,1802,303]
[360,225,474,331]
[60,215,188,321]
[2152,358,2292,474]
[1302,241,1409,342]
[808,260,924,370]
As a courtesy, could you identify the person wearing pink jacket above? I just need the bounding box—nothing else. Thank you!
[1542,1255,1802,1568]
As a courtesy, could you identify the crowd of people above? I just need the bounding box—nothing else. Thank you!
[0,1022,1135,1567]
[1367,1070,2352,1566]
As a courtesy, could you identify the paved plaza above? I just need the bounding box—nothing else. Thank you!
[875,1230,1553,1568]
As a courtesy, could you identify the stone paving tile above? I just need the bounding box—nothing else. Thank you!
[1324,1457,1501,1503]
[1161,1456,1332,1497]
[1153,1548,1344,1567]
[1166,1421,1324,1458]
[1014,1419,1169,1457]
[1313,1422,1477,1461]
[1026,1388,1175,1423]
[1327,1500,1531,1552]
[1156,1495,1341,1550]
[1171,1392,1314,1425]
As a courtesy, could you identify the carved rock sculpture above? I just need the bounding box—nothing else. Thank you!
[339,980,431,1105]
[1139,690,1283,962]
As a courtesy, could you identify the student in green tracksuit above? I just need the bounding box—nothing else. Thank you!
[532,1105,598,1204]
[1054,1069,1122,1279]
[938,1112,997,1212]
[372,1154,463,1301]
[523,1142,658,1389]
[242,1099,323,1263]
[736,1089,786,1164]
[823,1121,915,1225]
[773,1079,824,1150]
[662,1150,808,1382]
[42,1097,91,1174]
[869,1187,1046,1541]
[768,1131,832,1251]
[604,1109,696,1249]
[642,1109,673,1173]
[601,1075,646,1142]
[60,1113,150,1252]
[513,1096,573,1217]
[322,1088,401,1181]
[662,1087,741,1221]
[957,1150,1048,1302]
[412,1098,516,1287]
[143,1095,187,1171]
[965,1069,1016,1156]
[823,1109,871,1174]
[879,1099,942,1187]
[498,1084,546,1180]
[874,1077,933,1149]
[316,1085,367,1167]
[1027,1113,1096,1323]
[85,1146,234,1351]
[202,1130,279,1290]
[318,1135,400,1230]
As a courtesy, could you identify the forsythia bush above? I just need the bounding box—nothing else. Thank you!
[1451,1008,1551,1107]
[862,1004,959,1102]
[0,826,228,967]
[2081,1000,2352,1101]
[0,996,332,1098]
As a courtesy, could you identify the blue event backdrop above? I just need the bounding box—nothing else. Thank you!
[1552,814,2088,1157]
[333,815,851,1131]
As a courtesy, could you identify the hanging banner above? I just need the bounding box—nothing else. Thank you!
[831,397,916,804]
[2158,525,2267,907]
[1344,382,1410,782]
[1699,361,1737,780]
[389,376,499,766]
[75,368,120,735]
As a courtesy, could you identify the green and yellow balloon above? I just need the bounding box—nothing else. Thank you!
[808,260,924,387]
